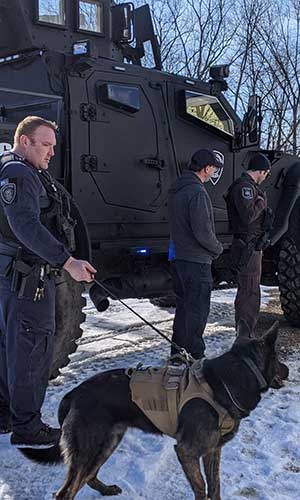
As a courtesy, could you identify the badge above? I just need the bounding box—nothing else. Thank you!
[0,143,12,155]
[210,150,224,186]
[242,187,253,199]
[0,182,17,204]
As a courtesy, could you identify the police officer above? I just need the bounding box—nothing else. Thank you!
[0,116,96,448]
[224,152,271,336]
[169,149,223,360]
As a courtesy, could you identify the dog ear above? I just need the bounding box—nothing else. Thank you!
[236,319,251,339]
[261,321,279,349]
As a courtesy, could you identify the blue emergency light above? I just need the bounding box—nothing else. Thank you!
[135,247,150,256]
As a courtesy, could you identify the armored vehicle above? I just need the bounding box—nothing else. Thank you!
[1,1,300,377]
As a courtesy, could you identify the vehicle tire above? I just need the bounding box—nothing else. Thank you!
[50,271,86,379]
[278,237,300,326]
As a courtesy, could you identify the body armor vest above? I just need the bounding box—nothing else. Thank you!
[0,152,76,253]
[129,361,235,438]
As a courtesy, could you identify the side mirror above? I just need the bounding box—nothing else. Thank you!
[112,3,134,45]
[242,95,262,145]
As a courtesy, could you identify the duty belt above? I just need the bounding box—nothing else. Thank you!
[0,242,19,257]
[0,243,60,274]
[0,243,61,300]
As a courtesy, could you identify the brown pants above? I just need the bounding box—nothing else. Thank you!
[235,251,262,336]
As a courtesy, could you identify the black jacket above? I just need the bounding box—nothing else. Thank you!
[169,170,223,264]
[0,153,71,266]
[224,172,267,241]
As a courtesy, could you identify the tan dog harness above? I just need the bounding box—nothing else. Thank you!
[129,360,235,438]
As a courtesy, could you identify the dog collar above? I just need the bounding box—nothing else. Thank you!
[220,356,268,416]
[242,357,268,390]
[221,380,249,415]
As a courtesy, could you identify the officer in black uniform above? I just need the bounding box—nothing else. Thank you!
[0,116,96,448]
[224,152,271,336]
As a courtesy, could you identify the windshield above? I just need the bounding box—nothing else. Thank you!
[184,91,234,137]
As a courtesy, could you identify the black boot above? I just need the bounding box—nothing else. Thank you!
[0,421,12,434]
[11,423,61,448]
[0,407,12,434]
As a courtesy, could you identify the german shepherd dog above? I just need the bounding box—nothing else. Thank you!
[21,322,288,500]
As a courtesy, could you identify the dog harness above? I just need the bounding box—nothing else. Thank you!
[128,360,235,438]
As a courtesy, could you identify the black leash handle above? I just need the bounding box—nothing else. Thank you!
[92,278,194,362]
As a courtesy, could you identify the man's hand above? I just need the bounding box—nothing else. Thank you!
[255,233,271,251]
[63,256,96,282]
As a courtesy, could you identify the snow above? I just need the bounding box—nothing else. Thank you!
[1,287,299,500]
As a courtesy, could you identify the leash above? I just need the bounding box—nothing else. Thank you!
[92,278,194,364]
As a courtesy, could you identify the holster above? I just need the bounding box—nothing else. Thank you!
[230,238,256,273]
[11,257,41,299]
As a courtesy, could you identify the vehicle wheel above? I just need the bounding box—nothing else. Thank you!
[50,271,86,379]
[278,237,300,326]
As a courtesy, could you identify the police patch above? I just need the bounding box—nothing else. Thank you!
[242,187,253,199]
[0,182,17,205]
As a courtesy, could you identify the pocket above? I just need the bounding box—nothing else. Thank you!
[20,321,53,338]
[18,321,53,358]
[0,255,13,278]
[14,320,54,388]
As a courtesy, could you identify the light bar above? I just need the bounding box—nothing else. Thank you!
[0,54,21,65]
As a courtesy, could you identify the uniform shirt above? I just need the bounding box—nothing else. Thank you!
[224,172,267,240]
[0,156,70,266]
[169,170,223,264]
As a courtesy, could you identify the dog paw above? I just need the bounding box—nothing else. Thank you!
[104,484,122,496]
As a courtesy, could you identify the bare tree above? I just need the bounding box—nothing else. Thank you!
[251,0,300,153]
[134,0,238,77]
[124,0,300,153]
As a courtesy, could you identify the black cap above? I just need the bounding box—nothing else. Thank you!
[190,149,224,171]
[247,153,271,172]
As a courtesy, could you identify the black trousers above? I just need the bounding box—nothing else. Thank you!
[0,258,55,435]
[171,260,213,359]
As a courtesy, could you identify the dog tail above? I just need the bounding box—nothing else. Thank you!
[19,443,62,464]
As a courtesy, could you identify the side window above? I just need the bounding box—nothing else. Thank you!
[98,84,140,113]
[179,90,234,137]
[79,0,104,33]
[37,0,66,26]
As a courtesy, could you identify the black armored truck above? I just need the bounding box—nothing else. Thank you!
[1,0,300,376]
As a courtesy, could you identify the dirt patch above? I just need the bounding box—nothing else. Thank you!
[256,289,299,359]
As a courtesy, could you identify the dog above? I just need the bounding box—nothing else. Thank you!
[21,321,288,500]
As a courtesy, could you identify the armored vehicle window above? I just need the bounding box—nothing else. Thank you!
[38,0,65,26]
[182,91,234,137]
[0,88,62,128]
[99,84,140,113]
[79,0,104,33]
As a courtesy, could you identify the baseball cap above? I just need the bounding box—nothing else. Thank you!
[190,149,224,171]
[247,153,271,172]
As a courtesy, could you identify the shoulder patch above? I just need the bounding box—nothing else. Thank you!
[242,187,253,200]
[0,182,17,205]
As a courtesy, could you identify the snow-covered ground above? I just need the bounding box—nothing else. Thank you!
[0,287,299,500]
